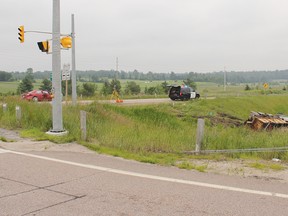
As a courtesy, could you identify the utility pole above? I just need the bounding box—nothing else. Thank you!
[48,0,65,134]
[224,66,227,92]
[116,57,119,72]
[71,14,77,106]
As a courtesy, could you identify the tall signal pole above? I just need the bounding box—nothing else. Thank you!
[49,0,65,134]
[71,14,77,106]
[224,67,227,92]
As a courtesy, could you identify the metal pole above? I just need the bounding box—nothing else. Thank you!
[51,0,64,132]
[224,67,226,92]
[71,14,77,106]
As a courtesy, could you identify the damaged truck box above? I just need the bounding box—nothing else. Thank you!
[245,111,288,130]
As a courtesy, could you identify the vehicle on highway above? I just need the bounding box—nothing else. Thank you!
[168,85,200,101]
[22,90,54,102]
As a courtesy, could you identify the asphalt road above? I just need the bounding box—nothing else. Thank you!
[1,143,288,216]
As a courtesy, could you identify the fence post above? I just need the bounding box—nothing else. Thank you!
[195,118,205,154]
[16,106,21,122]
[80,110,87,141]
[3,103,7,112]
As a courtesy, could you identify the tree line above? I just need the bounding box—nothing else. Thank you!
[2,69,288,84]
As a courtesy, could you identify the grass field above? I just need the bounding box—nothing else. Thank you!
[1,94,288,166]
[2,79,287,97]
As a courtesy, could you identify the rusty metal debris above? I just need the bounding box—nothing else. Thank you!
[245,111,288,130]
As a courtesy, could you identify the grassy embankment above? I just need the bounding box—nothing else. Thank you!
[1,94,288,168]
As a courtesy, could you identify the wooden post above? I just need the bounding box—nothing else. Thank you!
[65,79,68,104]
[16,106,21,122]
[3,103,7,112]
[195,118,205,154]
[80,110,87,141]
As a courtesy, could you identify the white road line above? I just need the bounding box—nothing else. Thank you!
[4,149,288,199]
[0,149,9,154]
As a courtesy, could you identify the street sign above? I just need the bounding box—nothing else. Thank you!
[62,64,71,81]
[263,83,269,89]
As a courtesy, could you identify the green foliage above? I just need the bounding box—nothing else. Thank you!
[0,71,12,81]
[248,162,284,171]
[26,68,35,83]
[101,79,121,96]
[124,81,141,95]
[244,84,251,91]
[81,83,97,97]
[176,161,207,172]
[183,78,197,90]
[17,76,33,94]
[40,79,52,92]
[1,95,288,166]
[16,69,36,94]
[0,136,8,142]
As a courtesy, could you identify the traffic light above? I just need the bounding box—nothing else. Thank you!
[60,36,72,48]
[37,41,49,53]
[18,26,24,43]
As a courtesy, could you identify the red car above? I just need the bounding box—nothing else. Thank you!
[22,90,54,102]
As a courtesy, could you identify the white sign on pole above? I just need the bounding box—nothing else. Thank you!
[62,64,71,81]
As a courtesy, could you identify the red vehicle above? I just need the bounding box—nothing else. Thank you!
[22,90,54,102]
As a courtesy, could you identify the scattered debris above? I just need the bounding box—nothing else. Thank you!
[192,112,243,127]
[245,111,288,130]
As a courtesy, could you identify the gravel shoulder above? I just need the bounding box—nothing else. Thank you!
[1,128,288,183]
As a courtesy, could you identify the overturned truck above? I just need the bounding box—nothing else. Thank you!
[245,111,288,130]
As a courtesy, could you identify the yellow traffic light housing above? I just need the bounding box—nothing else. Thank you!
[18,26,24,43]
[37,41,50,53]
[60,36,72,48]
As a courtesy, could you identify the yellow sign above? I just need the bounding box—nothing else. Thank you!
[263,83,269,89]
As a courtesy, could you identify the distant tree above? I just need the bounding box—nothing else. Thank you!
[81,83,96,97]
[40,79,52,92]
[244,84,251,91]
[101,80,111,96]
[183,78,197,90]
[124,81,141,95]
[145,86,158,95]
[0,71,12,81]
[17,76,33,94]
[101,79,122,96]
[62,80,72,95]
[26,68,35,83]
[110,79,121,93]
[161,81,169,94]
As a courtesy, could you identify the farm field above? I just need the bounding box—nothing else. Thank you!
[1,79,287,99]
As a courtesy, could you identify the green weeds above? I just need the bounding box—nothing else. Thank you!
[1,95,288,167]
[249,162,285,171]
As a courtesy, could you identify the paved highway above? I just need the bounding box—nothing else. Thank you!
[1,141,288,215]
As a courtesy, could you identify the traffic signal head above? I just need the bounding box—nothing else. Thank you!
[37,41,50,53]
[18,26,24,43]
[60,36,72,48]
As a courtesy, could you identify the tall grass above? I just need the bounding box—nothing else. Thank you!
[1,95,288,162]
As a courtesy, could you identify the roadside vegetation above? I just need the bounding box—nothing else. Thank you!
[1,95,288,169]
[1,69,288,171]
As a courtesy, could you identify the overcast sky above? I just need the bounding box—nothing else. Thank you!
[1,0,288,73]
